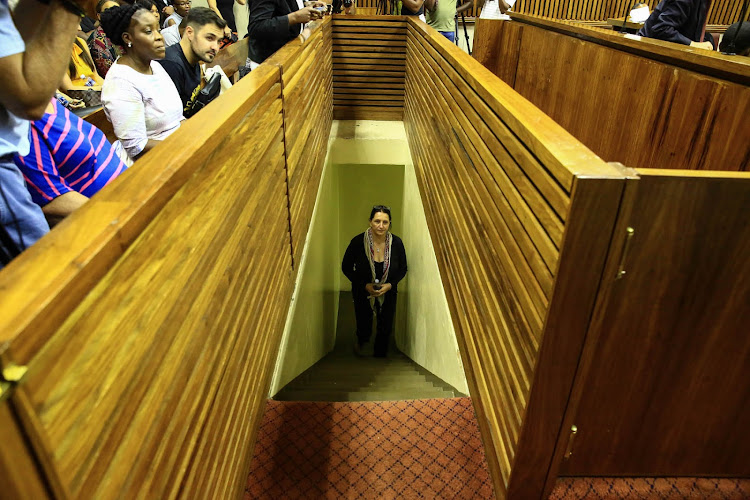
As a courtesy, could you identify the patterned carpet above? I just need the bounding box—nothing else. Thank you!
[245,398,750,499]
[245,398,494,499]
[549,477,750,500]
[549,477,750,499]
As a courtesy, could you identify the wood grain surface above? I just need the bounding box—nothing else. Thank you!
[332,16,407,120]
[403,17,623,498]
[473,16,750,172]
[557,171,750,477]
[0,21,332,500]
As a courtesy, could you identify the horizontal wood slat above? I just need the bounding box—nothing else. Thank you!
[404,17,622,498]
[0,19,334,500]
[332,16,406,120]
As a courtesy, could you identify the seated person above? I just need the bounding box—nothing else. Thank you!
[88,0,123,78]
[13,99,128,222]
[164,0,190,27]
[637,0,715,50]
[101,4,184,161]
[247,0,325,67]
[67,36,104,89]
[158,8,226,116]
[161,16,186,46]
[136,0,161,21]
[719,21,750,56]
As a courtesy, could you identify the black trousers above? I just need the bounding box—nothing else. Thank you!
[352,292,397,357]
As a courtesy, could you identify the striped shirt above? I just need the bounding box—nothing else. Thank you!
[13,100,127,206]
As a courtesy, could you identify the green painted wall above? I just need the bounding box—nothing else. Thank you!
[337,164,405,291]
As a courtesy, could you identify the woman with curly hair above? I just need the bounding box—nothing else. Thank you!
[100,4,183,161]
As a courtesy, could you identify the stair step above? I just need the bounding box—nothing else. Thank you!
[288,380,439,391]
[275,389,456,402]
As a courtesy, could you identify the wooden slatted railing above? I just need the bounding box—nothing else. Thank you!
[332,16,407,120]
[0,18,333,500]
[404,17,626,499]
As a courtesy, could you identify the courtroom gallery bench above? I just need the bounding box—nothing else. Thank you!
[1,15,748,500]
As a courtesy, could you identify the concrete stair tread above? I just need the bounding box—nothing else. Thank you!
[276,389,457,402]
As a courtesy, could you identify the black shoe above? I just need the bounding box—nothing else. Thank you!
[353,343,365,357]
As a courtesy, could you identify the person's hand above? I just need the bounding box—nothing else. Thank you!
[304,0,327,7]
[377,283,392,296]
[224,25,233,38]
[365,283,378,297]
[690,40,714,50]
[236,0,246,4]
[499,0,511,12]
[290,6,323,24]
[162,5,175,15]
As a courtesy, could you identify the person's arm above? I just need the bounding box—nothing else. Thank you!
[387,237,408,286]
[206,0,234,36]
[456,0,473,14]
[102,76,152,160]
[647,0,703,46]
[0,0,97,120]
[342,238,369,294]
[42,191,89,219]
[424,0,436,12]
[402,0,424,13]
[248,0,320,40]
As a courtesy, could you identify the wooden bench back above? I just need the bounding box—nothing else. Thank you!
[0,18,333,500]
[473,14,750,172]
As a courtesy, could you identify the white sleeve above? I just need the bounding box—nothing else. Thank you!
[0,2,24,59]
[102,74,148,159]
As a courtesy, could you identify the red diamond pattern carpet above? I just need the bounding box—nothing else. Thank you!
[245,398,495,499]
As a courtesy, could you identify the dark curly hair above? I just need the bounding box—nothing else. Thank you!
[100,4,146,47]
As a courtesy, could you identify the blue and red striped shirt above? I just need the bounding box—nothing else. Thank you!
[14,100,127,206]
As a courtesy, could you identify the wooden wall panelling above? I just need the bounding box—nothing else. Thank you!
[507,174,628,500]
[332,16,407,120]
[472,19,524,87]
[0,395,53,499]
[475,17,750,171]
[404,19,623,498]
[464,0,748,22]
[558,170,750,477]
[16,77,289,499]
[0,62,296,499]
[0,62,283,369]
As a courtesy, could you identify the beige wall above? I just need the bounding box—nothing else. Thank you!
[270,121,468,396]
[268,155,341,396]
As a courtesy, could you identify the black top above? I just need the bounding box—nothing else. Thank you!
[342,233,408,299]
[217,0,238,32]
[158,44,201,117]
[637,0,715,47]
[401,3,424,15]
[247,0,303,64]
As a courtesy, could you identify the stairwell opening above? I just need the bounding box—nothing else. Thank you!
[268,120,469,402]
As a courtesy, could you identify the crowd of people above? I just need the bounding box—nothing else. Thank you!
[0,0,747,269]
